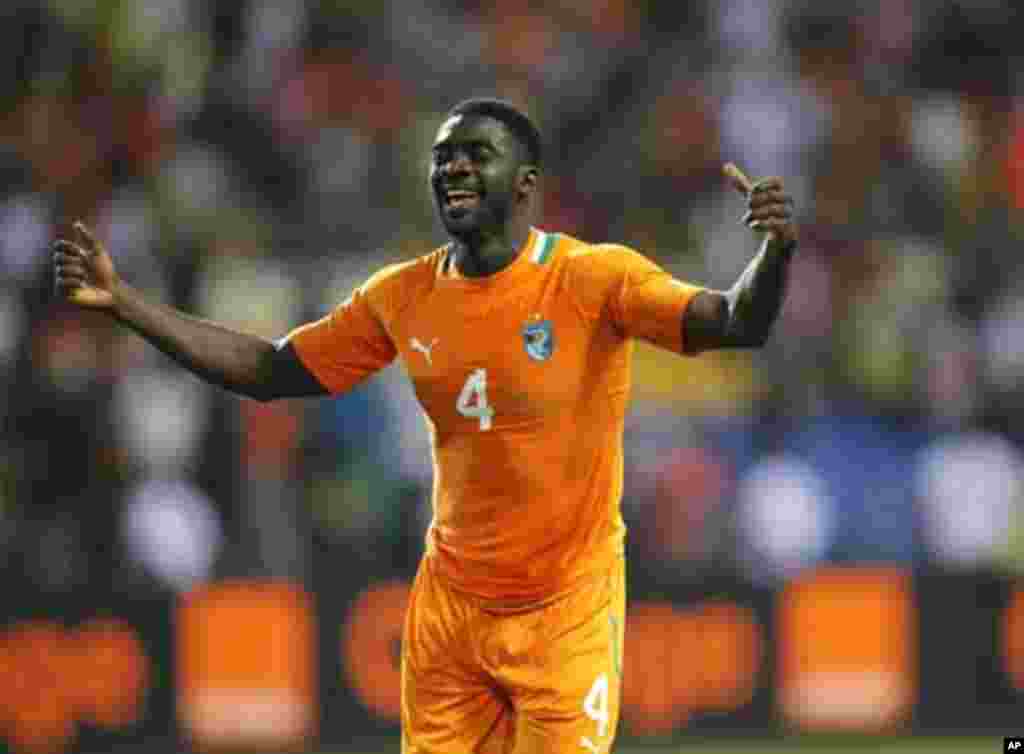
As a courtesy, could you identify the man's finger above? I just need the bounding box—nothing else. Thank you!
[750,177,783,193]
[57,256,87,275]
[53,248,87,266]
[748,189,792,208]
[747,203,792,222]
[53,240,86,257]
[723,162,754,195]
[748,217,791,233]
[55,276,85,292]
[57,271,87,286]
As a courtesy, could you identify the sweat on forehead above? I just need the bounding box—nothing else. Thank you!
[432,115,519,158]
[436,114,507,142]
[438,114,465,134]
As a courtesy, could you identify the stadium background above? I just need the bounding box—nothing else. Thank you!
[0,0,1022,752]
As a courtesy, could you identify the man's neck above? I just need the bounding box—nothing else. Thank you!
[451,223,531,278]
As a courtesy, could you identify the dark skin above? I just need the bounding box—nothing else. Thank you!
[51,221,324,401]
[429,113,537,277]
[685,168,797,352]
[51,114,795,400]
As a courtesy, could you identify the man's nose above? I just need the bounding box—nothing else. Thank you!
[443,152,473,175]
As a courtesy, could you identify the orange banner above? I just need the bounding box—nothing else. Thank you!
[0,618,148,754]
[778,566,916,732]
[177,581,316,751]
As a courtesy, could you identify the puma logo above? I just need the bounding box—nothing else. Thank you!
[410,337,439,365]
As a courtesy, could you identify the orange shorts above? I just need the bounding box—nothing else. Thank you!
[401,555,626,754]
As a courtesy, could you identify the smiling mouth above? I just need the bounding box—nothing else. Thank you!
[443,190,480,210]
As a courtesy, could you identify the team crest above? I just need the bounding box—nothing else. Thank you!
[522,319,555,362]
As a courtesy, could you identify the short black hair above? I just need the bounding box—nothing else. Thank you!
[447,98,543,167]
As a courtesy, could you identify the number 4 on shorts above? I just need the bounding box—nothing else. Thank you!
[583,672,609,737]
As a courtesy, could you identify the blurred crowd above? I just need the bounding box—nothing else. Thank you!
[1,0,1024,615]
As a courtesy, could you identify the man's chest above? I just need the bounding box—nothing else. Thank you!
[392,290,591,431]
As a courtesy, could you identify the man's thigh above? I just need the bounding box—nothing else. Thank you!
[497,557,627,754]
[401,562,514,754]
[401,657,514,754]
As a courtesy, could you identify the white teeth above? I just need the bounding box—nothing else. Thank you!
[444,192,478,207]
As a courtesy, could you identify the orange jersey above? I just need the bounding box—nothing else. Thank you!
[288,228,703,602]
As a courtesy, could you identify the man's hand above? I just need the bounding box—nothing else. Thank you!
[53,221,120,309]
[683,163,798,353]
[723,163,797,248]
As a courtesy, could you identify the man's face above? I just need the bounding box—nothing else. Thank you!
[429,114,532,237]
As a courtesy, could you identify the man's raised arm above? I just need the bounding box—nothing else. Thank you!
[683,163,797,354]
[53,221,326,401]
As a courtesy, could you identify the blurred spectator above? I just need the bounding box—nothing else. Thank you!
[113,367,210,476]
[120,477,223,593]
[915,431,1024,570]
[735,453,836,585]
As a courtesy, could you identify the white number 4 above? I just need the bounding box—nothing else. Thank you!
[583,672,609,738]
[456,368,494,431]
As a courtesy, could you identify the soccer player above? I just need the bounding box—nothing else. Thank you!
[53,98,796,753]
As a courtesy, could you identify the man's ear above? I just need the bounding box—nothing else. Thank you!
[517,165,539,199]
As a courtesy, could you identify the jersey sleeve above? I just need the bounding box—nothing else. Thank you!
[284,268,398,395]
[570,244,705,354]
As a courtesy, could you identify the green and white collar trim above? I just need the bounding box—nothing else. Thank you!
[530,229,556,264]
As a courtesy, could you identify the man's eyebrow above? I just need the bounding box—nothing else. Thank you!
[431,139,500,153]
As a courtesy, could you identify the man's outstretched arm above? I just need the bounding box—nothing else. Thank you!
[53,221,327,401]
[683,164,797,353]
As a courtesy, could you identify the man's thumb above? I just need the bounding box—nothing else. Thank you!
[73,221,99,253]
[723,162,754,195]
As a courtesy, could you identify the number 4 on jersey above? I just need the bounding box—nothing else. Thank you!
[456,368,494,431]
